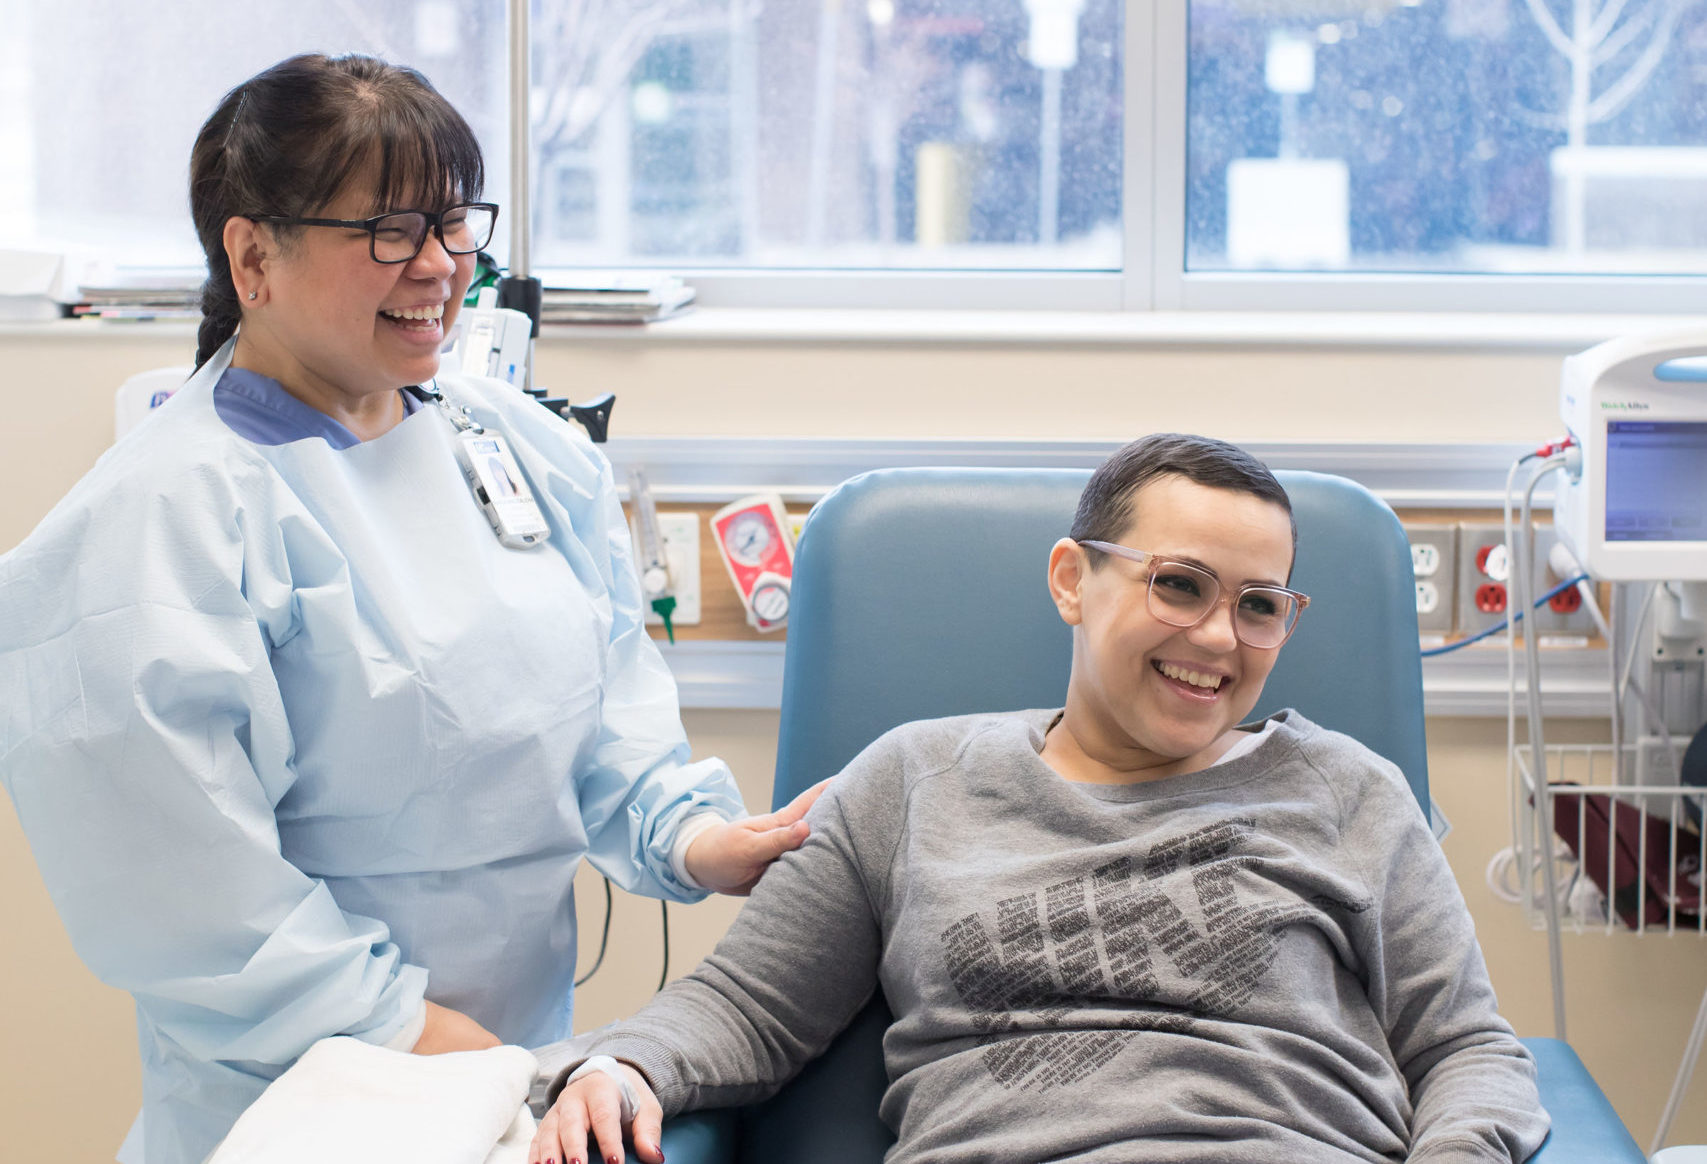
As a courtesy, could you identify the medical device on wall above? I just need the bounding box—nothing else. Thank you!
[711,494,794,632]
[628,468,677,642]
[1555,330,1707,583]
[450,283,617,444]
[448,286,532,388]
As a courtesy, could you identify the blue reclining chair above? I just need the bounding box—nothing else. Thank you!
[650,466,1641,1164]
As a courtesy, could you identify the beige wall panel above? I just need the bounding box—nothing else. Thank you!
[528,341,1564,442]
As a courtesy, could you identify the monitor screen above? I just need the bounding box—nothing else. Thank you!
[1605,420,1707,542]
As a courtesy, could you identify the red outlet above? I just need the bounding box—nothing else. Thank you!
[1475,545,1495,573]
[1549,586,1582,614]
[1476,583,1507,614]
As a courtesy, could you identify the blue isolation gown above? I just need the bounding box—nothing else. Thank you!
[0,340,743,1164]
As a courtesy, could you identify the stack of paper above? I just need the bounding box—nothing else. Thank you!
[540,272,695,324]
[72,273,203,320]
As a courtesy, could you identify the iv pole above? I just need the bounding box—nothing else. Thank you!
[495,0,613,440]
[497,0,542,386]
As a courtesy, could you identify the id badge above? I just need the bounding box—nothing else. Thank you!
[453,431,550,549]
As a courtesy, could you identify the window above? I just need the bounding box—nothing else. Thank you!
[528,1,1124,272]
[4,0,1705,312]
[3,2,505,269]
[1187,0,1707,277]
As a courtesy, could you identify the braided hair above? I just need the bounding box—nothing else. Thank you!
[188,54,485,368]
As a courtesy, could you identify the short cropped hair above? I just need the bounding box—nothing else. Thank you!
[1070,433,1297,567]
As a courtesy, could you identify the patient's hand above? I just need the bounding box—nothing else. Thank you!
[530,1061,662,1164]
[685,778,831,895]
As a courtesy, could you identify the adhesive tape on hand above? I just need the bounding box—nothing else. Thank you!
[567,1054,639,1122]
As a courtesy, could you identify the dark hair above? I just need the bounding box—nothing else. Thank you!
[189,54,485,368]
[1070,433,1297,564]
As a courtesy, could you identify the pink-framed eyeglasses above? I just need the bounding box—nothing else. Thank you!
[1077,540,1311,649]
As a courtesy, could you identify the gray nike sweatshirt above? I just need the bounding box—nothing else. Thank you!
[562,709,1548,1163]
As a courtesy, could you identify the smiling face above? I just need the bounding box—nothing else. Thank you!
[1046,473,1297,782]
[231,174,474,415]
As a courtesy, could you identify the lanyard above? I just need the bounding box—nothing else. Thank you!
[406,381,551,549]
[406,379,483,434]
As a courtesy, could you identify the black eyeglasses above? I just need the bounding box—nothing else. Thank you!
[253,202,499,264]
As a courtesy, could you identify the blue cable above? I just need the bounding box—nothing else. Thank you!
[1420,573,1591,657]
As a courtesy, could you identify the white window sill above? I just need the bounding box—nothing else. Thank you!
[4,307,1698,352]
[545,307,1701,351]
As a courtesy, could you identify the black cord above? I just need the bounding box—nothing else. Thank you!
[658,901,670,993]
[574,877,614,987]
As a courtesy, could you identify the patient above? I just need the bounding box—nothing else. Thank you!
[532,434,1549,1164]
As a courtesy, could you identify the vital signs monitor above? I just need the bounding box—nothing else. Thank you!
[1554,330,1707,582]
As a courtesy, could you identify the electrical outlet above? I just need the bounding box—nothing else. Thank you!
[1454,521,1596,644]
[1404,523,1457,634]
[1529,526,1595,643]
[642,512,701,627]
[1457,523,1513,639]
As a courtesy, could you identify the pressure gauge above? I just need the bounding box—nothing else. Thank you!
[726,511,774,566]
[710,495,796,634]
[751,579,791,625]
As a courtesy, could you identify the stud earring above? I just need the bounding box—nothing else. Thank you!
[247,291,258,300]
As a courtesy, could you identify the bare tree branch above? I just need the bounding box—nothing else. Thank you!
[1588,0,1688,121]
[1593,2,1657,65]
[531,0,728,153]
[1588,0,1635,46]
[1522,0,1578,58]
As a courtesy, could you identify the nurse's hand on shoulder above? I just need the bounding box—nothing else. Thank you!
[411,999,502,1055]
[684,779,832,896]
[531,1062,662,1164]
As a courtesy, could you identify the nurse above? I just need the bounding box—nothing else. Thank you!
[0,54,816,1164]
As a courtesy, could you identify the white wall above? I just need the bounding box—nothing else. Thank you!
[3,318,1704,1162]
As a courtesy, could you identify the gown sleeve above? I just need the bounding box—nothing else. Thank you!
[476,381,747,901]
[0,457,427,1067]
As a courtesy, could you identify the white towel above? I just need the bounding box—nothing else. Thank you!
[207,1037,538,1164]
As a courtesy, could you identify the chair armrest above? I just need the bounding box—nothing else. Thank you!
[1523,1037,1644,1163]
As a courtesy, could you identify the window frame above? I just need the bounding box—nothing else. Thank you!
[18,0,1707,316]
[595,0,1707,315]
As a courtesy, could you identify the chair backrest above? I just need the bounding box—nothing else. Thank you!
[746,466,1427,1163]
[114,366,193,442]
